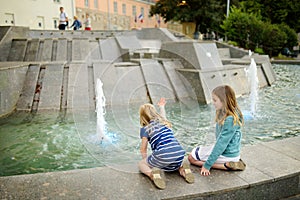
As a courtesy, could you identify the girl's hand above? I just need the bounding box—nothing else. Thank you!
[157,98,166,107]
[200,166,210,176]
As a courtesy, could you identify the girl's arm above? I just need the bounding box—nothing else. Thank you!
[140,137,148,159]
[203,116,237,170]
[157,98,167,120]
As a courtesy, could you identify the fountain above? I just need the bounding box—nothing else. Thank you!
[1,27,297,177]
[243,51,259,120]
[95,78,106,141]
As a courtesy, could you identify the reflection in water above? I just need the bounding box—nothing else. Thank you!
[0,64,299,176]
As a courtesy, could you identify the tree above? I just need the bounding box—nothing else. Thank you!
[221,6,263,50]
[240,0,300,32]
[261,23,287,57]
[150,0,230,36]
[221,6,297,57]
[277,24,298,50]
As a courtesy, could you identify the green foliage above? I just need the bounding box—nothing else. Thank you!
[275,53,294,60]
[277,24,298,49]
[228,41,238,46]
[254,47,264,54]
[240,0,300,32]
[221,6,263,50]
[150,0,226,34]
[222,6,298,57]
[261,23,287,57]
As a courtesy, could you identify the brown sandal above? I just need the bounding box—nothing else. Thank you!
[182,162,195,184]
[224,159,246,171]
[152,167,166,189]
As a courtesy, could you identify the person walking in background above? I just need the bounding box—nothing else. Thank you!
[70,16,81,30]
[138,98,194,189]
[58,7,68,30]
[188,85,246,176]
[84,13,92,30]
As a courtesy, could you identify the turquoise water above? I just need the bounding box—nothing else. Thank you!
[0,64,299,176]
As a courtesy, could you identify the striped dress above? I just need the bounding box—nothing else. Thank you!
[140,120,185,171]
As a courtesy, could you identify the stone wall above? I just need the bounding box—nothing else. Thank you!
[0,65,27,117]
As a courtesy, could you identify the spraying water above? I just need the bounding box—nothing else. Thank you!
[95,78,107,141]
[245,51,259,119]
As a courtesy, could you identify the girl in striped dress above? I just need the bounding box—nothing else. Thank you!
[138,98,194,189]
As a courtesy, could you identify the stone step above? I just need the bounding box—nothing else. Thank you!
[7,39,27,61]
[0,136,299,199]
[16,64,40,111]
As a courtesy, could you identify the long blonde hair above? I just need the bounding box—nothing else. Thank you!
[139,103,171,127]
[213,85,243,126]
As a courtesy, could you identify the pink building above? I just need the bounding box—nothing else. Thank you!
[75,0,167,30]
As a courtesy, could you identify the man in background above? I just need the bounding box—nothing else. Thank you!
[58,7,68,30]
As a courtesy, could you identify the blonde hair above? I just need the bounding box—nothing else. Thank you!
[139,103,171,128]
[212,85,243,126]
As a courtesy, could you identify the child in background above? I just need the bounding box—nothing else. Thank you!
[70,16,81,30]
[138,98,194,189]
[84,13,92,30]
[188,85,246,176]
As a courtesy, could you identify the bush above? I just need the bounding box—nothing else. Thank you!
[221,6,250,48]
[278,24,298,50]
[221,6,263,51]
[254,47,264,54]
[222,7,297,57]
[228,41,238,46]
[261,23,287,57]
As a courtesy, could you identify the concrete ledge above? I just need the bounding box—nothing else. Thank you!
[1,136,299,199]
[271,59,300,65]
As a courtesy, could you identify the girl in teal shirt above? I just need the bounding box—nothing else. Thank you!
[188,85,246,176]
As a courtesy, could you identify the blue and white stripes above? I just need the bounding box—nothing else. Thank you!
[140,120,185,171]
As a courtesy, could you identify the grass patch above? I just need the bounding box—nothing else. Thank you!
[273,53,295,60]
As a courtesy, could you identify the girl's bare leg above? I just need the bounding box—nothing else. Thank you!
[178,166,187,177]
[139,158,166,189]
[188,154,228,170]
[188,154,205,167]
[138,158,153,179]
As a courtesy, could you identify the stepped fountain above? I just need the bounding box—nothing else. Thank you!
[0,26,281,175]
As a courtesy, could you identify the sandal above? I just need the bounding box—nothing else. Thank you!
[224,159,246,171]
[152,167,166,189]
[182,162,195,184]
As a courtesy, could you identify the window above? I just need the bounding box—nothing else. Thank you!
[132,5,136,16]
[94,0,98,9]
[85,0,89,7]
[4,13,14,25]
[140,7,144,17]
[113,1,118,13]
[53,0,60,3]
[54,19,58,29]
[122,4,126,15]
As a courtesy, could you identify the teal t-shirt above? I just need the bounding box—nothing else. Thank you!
[203,115,242,170]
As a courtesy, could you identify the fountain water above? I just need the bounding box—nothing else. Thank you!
[248,58,259,115]
[243,52,259,120]
[95,78,107,141]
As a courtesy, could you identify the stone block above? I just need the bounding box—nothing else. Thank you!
[38,64,64,110]
[7,39,27,61]
[140,59,176,103]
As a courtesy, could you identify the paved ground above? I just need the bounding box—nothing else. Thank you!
[1,136,300,200]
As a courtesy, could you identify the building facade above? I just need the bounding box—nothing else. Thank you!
[74,0,166,30]
[0,0,75,30]
[0,0,166,30]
